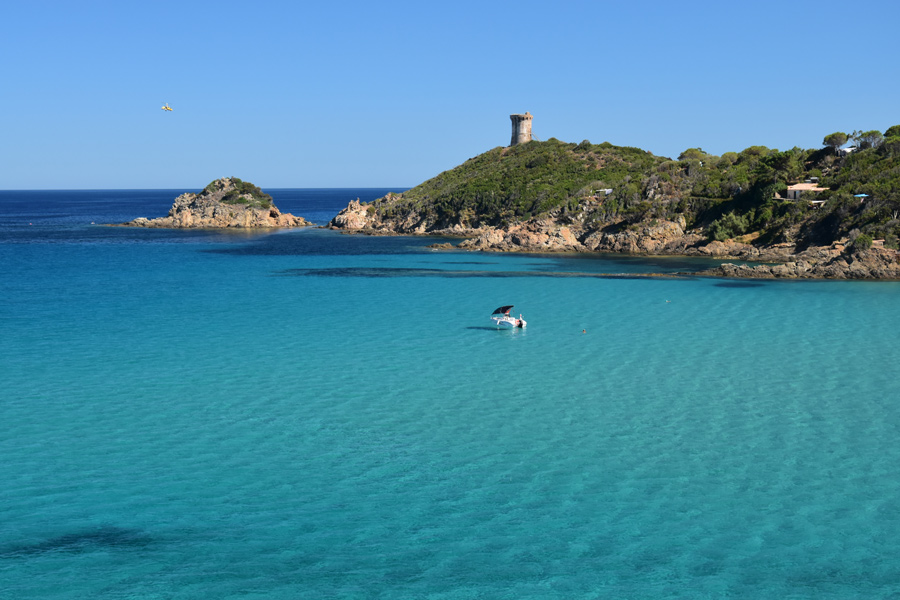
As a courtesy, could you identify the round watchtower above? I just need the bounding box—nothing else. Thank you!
[510,112,533,146]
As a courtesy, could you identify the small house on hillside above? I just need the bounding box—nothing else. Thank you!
[786,182,828,200]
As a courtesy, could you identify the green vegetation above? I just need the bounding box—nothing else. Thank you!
[823,132,848,153]
[708,212,750,242]
[853,232,874,250]
[810,134,900,245]
[205,178,273,209]
[373,138,664,228]
[365,125,900,250]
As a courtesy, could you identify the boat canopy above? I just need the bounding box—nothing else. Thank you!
[492,305,514,315]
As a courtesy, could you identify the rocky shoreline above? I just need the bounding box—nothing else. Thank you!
[328,199,900,280]
[697,248,900,280]
[117,178,312,229]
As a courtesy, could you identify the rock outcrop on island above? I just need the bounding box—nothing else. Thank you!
[121,178,311,229]
[328,134,900,279]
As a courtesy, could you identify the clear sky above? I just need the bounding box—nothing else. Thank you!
[2,0,898,190]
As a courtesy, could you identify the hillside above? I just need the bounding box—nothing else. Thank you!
[332,139,665,233]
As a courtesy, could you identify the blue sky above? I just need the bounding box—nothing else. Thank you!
[2,0,898,189]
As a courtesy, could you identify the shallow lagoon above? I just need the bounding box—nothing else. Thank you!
[2,190,899,598]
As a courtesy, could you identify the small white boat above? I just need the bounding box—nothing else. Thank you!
[491,305,526,329]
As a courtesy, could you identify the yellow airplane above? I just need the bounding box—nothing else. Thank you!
[161,103,172,112]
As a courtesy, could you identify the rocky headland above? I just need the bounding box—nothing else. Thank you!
[327,133,900,280]
[120,178,312,229]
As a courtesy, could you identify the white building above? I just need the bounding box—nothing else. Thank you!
[786,182,828,200]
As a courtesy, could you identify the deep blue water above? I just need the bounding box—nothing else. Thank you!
[2,189,900,599]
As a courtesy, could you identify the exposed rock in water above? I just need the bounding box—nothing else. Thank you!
[328,198,373,231]
[119,178,312,229]
[700,248,900,280]
[457,220,584,252]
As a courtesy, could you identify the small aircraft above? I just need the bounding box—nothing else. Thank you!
[161,103,172,112]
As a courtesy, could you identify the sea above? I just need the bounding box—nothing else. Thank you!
[2,189,900,599]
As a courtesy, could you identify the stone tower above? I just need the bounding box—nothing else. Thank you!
[510,112,533,146]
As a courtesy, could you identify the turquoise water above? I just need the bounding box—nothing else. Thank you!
[2,190,900,598]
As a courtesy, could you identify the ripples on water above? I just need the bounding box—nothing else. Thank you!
[2,190,900,598]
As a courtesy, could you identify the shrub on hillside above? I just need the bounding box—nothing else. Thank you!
[708,212,749,241]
